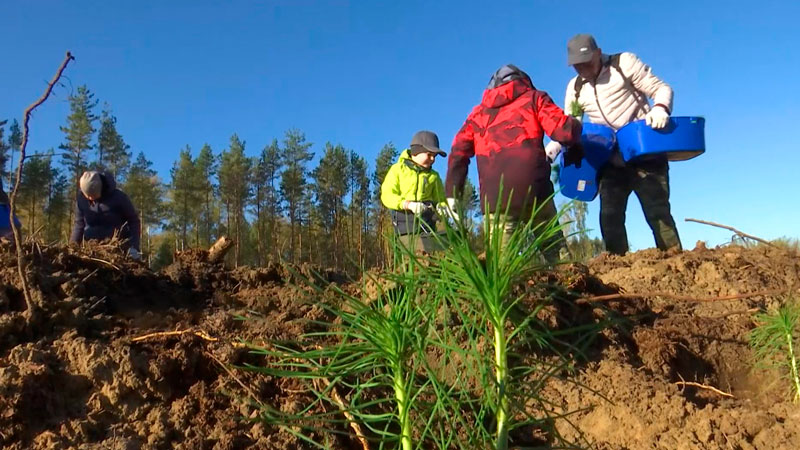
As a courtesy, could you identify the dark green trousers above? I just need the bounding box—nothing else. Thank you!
[486,195,565,264]
[598,160,682,255]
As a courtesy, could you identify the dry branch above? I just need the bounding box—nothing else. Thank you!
[206,350,261,401]
[685,218,775,247]
[675,381,734,398]
[318,377,371,450]
[80,268,99,283]
[705,308,761,320]
[9,51,75,321]
[130,329,219,343]
[83,256,123,271]
[576,289,786,305]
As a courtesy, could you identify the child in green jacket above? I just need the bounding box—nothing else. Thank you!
[381,130,451,254]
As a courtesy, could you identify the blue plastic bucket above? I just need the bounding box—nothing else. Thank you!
[617,116,705,162]
[558,123,615,201]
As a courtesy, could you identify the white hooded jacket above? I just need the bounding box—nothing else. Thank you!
[564,52,673,131]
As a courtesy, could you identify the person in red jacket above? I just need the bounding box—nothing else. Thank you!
[445,64,582,262]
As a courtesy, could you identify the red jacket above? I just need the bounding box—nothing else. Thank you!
[446,67,581,216]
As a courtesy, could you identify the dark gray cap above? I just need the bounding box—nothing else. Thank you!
[567,34,599,65]
[410,130,446,157]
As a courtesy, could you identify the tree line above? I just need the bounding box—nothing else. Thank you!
[2,84,487,271]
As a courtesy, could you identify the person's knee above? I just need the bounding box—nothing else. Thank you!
[600,204,626,226]
[643,202,674,225]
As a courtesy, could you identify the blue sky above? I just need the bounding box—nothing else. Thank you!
[2,0,798,249]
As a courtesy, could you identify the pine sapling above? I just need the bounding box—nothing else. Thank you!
[750,301,800,403]
[568,100,584,119]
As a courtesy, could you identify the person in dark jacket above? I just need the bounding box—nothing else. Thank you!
[70,170,141,258]
[445,64,582,262]
[0,178,21,241]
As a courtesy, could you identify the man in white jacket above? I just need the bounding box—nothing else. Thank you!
[547,34,682,255]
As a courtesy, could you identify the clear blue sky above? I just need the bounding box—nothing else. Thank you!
[2,0,798,249]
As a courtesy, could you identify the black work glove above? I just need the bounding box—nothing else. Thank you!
[563,142,584,167]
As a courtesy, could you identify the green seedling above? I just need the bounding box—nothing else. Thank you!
[750,301,800,403]
[240,187,596,450]
[424,188,585,450]
[242,244,451,450]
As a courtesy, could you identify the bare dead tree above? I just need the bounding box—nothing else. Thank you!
[9,51,75,321]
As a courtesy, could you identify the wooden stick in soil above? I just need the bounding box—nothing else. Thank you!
[9,51,75,321]
[675,381,734,398]
[685,218,775,247]
[317,377,371,450]
[576,288,786,304]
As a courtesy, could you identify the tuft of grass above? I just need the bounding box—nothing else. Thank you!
[750,300,800,403]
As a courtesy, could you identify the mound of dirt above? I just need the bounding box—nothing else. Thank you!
[0,241,798,449]
[542,244,800,450]
[0,242,338,449]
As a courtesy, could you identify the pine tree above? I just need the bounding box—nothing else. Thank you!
[169,146,199,249]
[194,144,217,247]
[371,142,398,267]
[280,129,313,263]
[297,184,315,263]
[59,85,98,225]
[250,139,283,265]
[312,143,349,268]
[0,120,9,185]
[18,151,53,234]
[96,106,131,181]
[218,134,252,266]
[44,167,71,243]
[348,151,370,268]
[8,120,22,187]
[561,200,603,260]
[263,140,283,261]
[125,152,165,260]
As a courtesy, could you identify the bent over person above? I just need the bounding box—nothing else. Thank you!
[445,64,582,263]
[70,170,141,259]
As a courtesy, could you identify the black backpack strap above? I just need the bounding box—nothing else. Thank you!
[608,53,635,92]
[572,76,586,108]
[608,53,649,118]
[573,53,650,126]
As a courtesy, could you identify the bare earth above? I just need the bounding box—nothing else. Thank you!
[0,242,798,449]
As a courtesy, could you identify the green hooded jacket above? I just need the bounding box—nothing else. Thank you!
[380,149,446,211]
